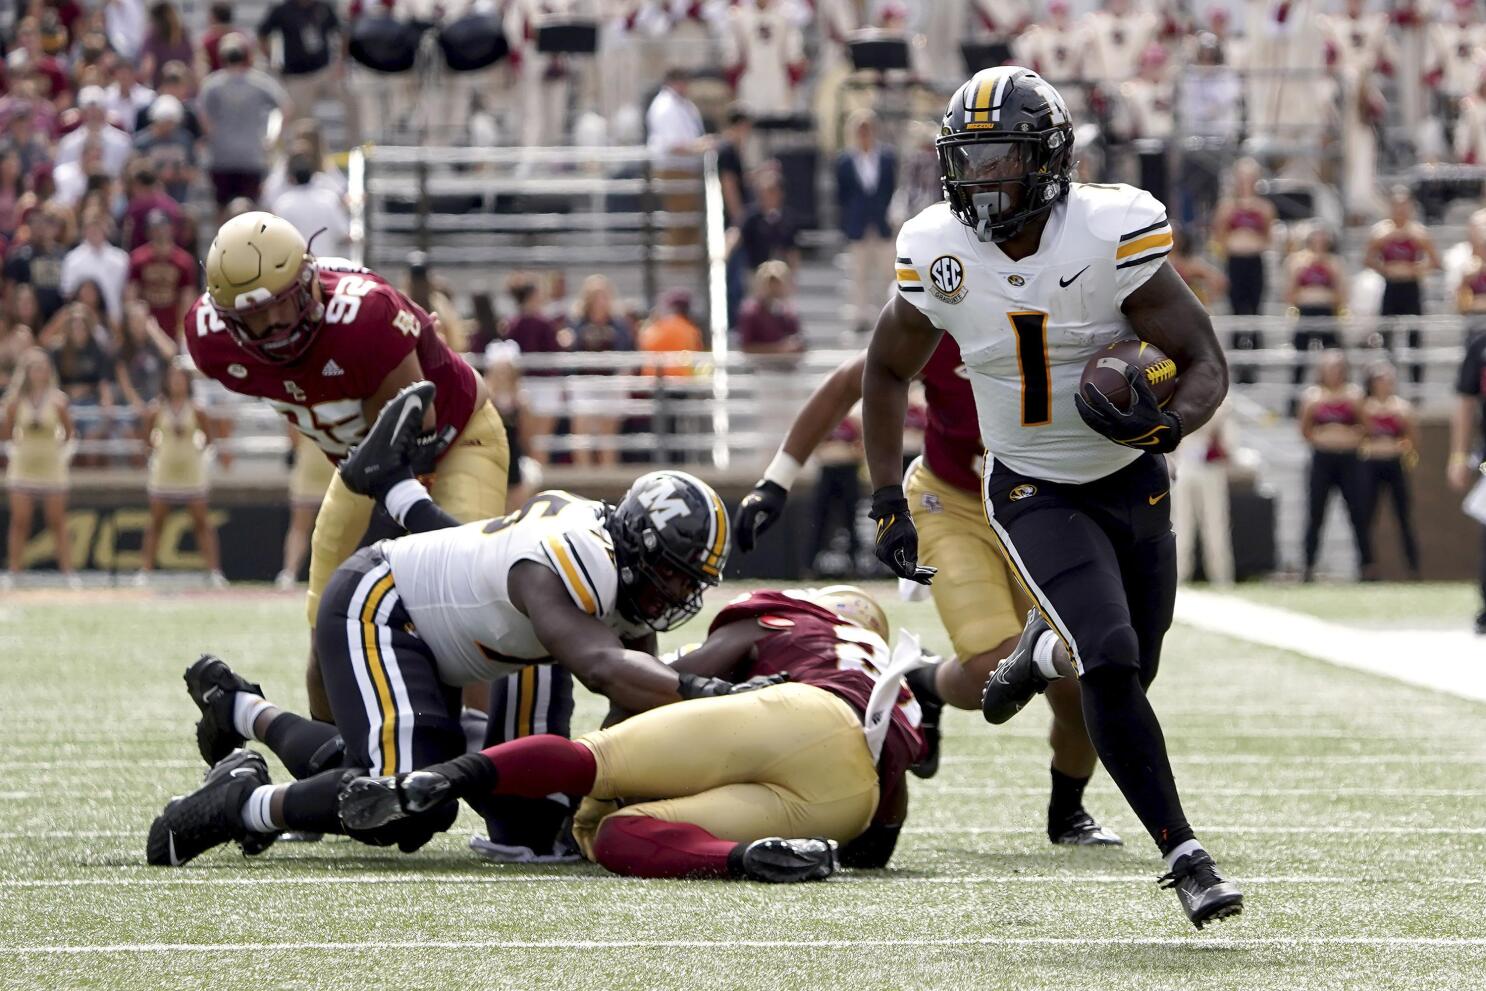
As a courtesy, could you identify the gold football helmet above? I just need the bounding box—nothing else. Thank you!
[811,585,890,642]
[205,211,322,364]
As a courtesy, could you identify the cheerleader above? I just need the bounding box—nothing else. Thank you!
[3,348,75,587]
[136,362,225,587]
[1359,362,1420,578]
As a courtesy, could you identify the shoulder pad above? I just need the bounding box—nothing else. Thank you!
[1073,183,1169,245]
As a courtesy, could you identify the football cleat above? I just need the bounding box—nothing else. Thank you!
[1050,810,1123,847]
[981,609,1054,725]
[735,837,838,883]
[184,654,264,766]
[146,749,278,866]
[1160,850,1244,929]
[337,380,435,498]
[338,770,451,832]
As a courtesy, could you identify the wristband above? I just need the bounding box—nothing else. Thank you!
[383,477,431,527]
[762,450,802,491]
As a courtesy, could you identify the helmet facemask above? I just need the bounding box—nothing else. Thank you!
[217,257,323,365]
[613,523,717,632]
[939,129,1071,243]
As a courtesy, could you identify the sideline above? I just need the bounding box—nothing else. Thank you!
[1174,589,1486,704]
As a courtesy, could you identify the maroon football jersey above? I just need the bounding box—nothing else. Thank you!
[185,261,478,462]
[709,590,925,825]
[919,334,985,494]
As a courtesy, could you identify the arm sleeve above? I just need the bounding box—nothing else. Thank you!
[1111,188,1174,307]
[1457,338,1485,397]
[893,224,942,327]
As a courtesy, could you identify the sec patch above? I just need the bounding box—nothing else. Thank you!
[928,255,968,304]
[759,616,795,630]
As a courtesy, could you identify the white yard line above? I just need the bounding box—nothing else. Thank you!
[1,874,1475,891]
[3,936,1484,955]
[921,786,1486,798]
[1175,589,1486,703]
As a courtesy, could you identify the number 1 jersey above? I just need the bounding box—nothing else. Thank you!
[894,183,1172,484]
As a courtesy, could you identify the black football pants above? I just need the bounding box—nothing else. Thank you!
[984,453,1193,854]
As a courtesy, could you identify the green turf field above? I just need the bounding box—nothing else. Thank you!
[1224,582,1479,629]
[1,583,1484,990]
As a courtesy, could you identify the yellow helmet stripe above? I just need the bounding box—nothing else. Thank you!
[703,488,728,577]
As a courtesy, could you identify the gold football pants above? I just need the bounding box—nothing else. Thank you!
[306,400,509,625]
[571,683,881,860]
[904,460,1029,660]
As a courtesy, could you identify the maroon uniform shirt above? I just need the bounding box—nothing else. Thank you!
[185,261,478,462]
[128,243,196,336]
[709,591,925,827]
[919,334,985,494]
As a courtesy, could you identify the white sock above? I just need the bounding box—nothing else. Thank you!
[239,784,282,833]
[1163,839,1204,870]
[232,693,274,741]
[1032,631,1064,680]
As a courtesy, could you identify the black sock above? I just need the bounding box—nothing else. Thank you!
[263,713,343,780]
[279,768,351,834]
[1078,667,1193,856]
[904,663,943,713]
[1048,765,1090,826]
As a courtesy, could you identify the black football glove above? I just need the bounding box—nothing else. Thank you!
[339,380,434,499]
[676,671,790,700]
[733,480,788,552]
[1074,367,1185,454]
[409,424,457,477]
[868,485,936,585]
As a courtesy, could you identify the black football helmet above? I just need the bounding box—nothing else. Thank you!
[937,66,1075,243]
[607,471,729,631]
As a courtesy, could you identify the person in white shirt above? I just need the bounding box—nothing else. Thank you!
[268,150,352,259]
[105,0,148,61]
[721,0,804,118]
[1172,400,1235,586]
[103,60,156,134]
[50,140,104,209]
[1081,0,1159,84]
[60,212,131,326]
[645,67,708,164]
[54,87,135,177]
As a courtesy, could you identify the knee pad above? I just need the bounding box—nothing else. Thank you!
[1092,624,1142,676]
[304,736,347,777]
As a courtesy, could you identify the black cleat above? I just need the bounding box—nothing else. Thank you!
[981,609,1055,725]
[1050,810,1123,847]
[146,749,278,866]
[338,380,435,497]
[904,662,943,779]
[338,770,451,832]
[184,654,265,766]
[1160,850,1244,929]
[735,837,838,883]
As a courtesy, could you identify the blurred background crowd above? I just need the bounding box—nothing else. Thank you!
[2,0,1485,617]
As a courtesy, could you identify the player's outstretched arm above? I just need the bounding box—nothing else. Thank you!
[735,352,868,551]
[862,296,941,492]
[1120,262,1230,435]
[862,296,942,584]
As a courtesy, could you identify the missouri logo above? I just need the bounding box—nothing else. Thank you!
[1007,274,1026,287]
[1009,484,1037,501]
[928,255,968,303]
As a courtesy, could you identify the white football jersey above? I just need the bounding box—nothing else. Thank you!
[382,491,649,686]
[894,182,1172,485]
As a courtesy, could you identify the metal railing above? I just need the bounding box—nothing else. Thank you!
[8,315,1469,479]
[353,144,705,313]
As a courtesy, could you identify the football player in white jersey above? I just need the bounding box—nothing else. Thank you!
[146,385,773,866]
[859,67,1243,929]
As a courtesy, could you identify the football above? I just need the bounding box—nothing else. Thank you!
[1079,339,1178,413]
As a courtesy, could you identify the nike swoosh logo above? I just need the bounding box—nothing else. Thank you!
[1148,491,1169,505]
[168,831,181,867]
[1059,266,1090,288]
[389,396,420,445]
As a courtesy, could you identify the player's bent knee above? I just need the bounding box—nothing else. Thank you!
[1089,624,1142,676]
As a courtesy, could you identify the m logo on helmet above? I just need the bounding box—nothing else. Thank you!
[637,478,690,529]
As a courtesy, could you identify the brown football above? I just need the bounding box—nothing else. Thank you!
[1079,340,1178,413]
